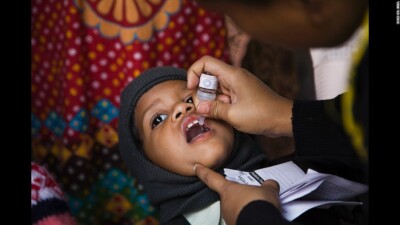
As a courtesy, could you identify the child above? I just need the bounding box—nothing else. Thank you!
[118,67,362,225]
[118,66,267,224]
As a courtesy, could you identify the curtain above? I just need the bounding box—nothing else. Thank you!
[31,0,229,224]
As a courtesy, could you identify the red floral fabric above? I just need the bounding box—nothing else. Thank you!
[31,0,229,224]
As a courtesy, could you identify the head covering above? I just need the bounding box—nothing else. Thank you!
[118,66,266,224]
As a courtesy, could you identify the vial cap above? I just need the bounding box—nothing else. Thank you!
[199,73,218,90]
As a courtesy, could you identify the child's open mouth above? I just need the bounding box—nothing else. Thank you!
[182,117,211,143]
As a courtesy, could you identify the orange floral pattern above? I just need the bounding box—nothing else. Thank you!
[75,0,181,44]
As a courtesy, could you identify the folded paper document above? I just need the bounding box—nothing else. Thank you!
[224,161,368,221]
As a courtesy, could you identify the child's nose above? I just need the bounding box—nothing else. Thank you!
[173,104,193,120]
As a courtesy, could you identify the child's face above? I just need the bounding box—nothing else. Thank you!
[134,80,234,176]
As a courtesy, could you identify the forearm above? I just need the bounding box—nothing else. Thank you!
[264,97,294,138]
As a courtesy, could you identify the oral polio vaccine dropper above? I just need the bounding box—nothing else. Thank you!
[197,72,218,125]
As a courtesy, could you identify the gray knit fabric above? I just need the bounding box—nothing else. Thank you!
[118,66,266,224]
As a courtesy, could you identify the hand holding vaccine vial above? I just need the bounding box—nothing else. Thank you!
[197,72,218,125]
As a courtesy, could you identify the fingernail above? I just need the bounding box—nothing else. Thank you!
[193,164,198,172]
[197,102,209,114]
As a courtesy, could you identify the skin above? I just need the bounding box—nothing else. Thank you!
[134,80,234,176]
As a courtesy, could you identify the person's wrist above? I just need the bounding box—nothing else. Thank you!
[265,99,293,138]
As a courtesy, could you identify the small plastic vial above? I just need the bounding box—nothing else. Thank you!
[197,72,218,125]
[197,72,218,102]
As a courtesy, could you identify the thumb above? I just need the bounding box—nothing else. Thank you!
[193,164,228,195]
[197,100,229,121]
[262,179,280,194]
[262,179,281,211]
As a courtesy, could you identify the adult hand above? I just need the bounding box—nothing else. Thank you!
[194,164,281,225]
[187,56,293,137]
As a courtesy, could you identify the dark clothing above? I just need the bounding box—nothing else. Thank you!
[238,200,356,225]
[237,19,369,225]
[238,201,300,225]
[293,49,369,184]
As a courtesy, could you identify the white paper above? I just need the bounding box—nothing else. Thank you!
[254,161,306,194]
[224,161,368,221]
[225,169,261,186]
[281,180,324,204]
[282,200,362,221]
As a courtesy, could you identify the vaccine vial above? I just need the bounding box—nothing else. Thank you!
[197,72,218,102]
[197,72,218,125]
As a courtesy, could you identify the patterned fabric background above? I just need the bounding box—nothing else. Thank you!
[31,0,229,224]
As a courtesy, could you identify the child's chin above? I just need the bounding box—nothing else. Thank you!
[202,157,228,171]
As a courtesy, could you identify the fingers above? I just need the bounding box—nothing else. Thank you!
[197,100,229,121]
[216,94,231,103]
[187,56,235,90]
[193,164,227,194]
[262,179,281,211]
[262,179,280,194]
[187,72,200,91]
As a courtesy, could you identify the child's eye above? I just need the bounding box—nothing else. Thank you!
[151,114,167,129]
[185,96,194,104]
